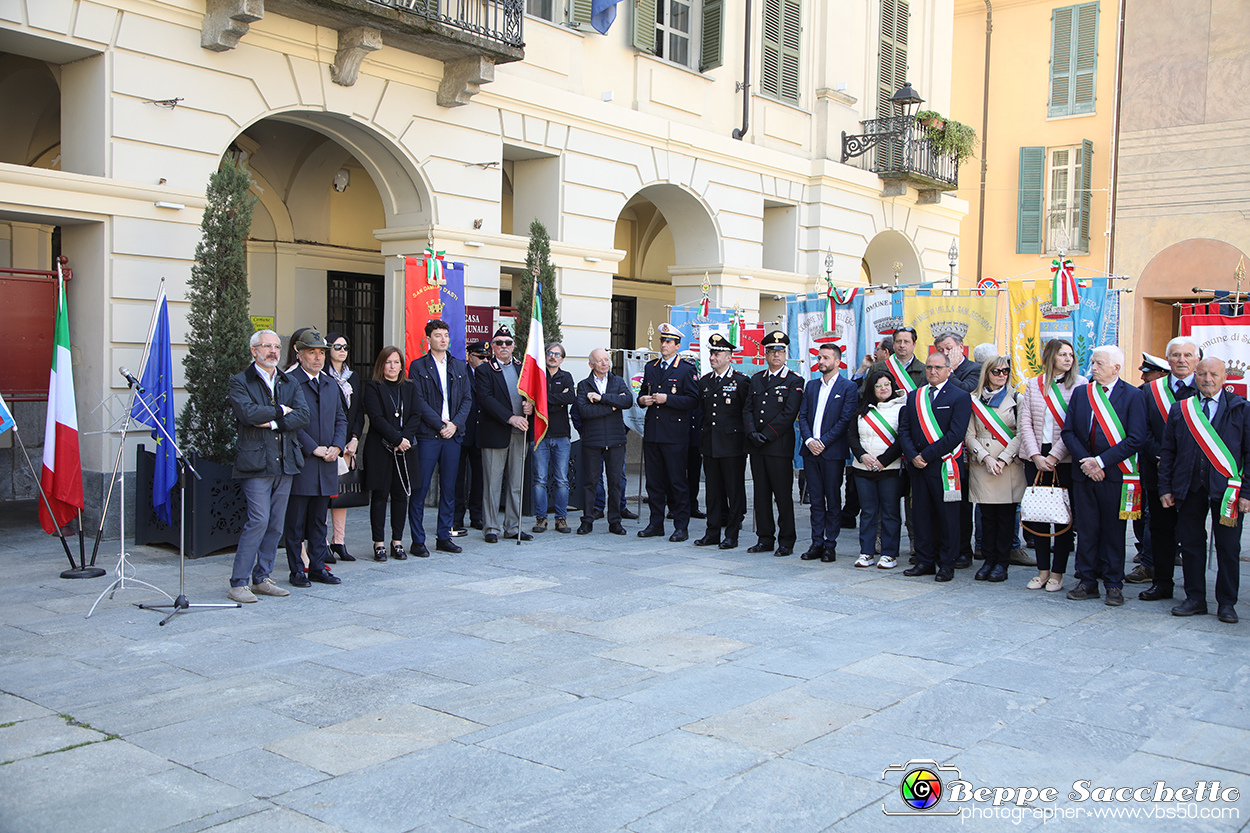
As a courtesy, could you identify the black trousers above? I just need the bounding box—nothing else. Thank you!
[284,494,331,578]
[703,454,746,539]
[750,453,796,547]
[370,476,408,542]
[1145,487,1179,592]
[644,440,689,532]
[454,444,483,527]
[910,469,961,571]
[980,503,1017,567]
[1072,478,1127,590]
[687,445,703,513]
[1023,449,1074,574]
[1176,488,1241,606]
[583,444,625,524]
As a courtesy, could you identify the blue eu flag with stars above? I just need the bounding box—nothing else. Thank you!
[130,292,177,525]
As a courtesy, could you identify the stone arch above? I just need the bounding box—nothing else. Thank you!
[0,53,60,168]
[862,230,923,287]
[1134,238,1250,359]
[631,182,721,266]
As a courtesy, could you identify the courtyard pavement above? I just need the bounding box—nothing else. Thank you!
[1,491,1249,833]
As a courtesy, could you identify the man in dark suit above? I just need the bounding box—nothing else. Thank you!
[476,326,533,543]
[576,348,633,536]
[936,331,980,570]
[1131,337,1199,601]
[453,340,489,533]
[283,329,347,587]
[1061,345,1147,606]
[637,323,699,542]
[1159,357,1248,623]
[694,333,751,549]
[408,319,474,556]
[745,330,806,556]
[798,343,858,562]
[899,351,971,581]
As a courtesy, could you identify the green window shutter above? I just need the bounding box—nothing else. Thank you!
[570,0,592,26]
[877,0,909,117]
[1017,146,1046,254]
[761,0,781,98]
[1050,3,1098,117]
[700,0,724,70]
[633,0,657,52]
[1074,139,1093,251]
[1048,6,1073,117]
[778,0,801,102]
[1072,3,1098,114]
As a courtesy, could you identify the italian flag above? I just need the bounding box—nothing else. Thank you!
[39,278,83,534]
[518,280,550,444]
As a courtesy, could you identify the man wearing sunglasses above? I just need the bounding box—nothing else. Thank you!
[475,326,533,543]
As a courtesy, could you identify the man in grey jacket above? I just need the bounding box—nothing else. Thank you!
[226,330,309,604]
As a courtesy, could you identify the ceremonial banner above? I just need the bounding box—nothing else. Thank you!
[1008,281,1050,388]
[1180,313,1250,395]
[833,292,862,375]
[622,349,649,436]
[902,293,997,353]
[786,292,828,379]
[404,257,466,363]
[862,289,902,359]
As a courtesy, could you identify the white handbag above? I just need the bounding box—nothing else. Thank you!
[1020,471,1072,533]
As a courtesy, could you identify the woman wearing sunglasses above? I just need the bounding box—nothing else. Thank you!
[965,356,1025,582]
[324,333,363,562]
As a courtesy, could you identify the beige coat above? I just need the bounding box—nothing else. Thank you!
[965,389,1026,504]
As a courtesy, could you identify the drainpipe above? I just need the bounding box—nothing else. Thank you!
[1107,0,1127,277]
[732,0,751,139]
[974,0,992,282]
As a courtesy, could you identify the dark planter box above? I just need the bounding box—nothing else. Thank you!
[134,445,246,558]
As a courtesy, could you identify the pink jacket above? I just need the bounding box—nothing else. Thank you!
[1017,373,1088,462]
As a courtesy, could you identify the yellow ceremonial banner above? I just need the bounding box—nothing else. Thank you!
[902,293,997,353]
[1008,281,1050,388]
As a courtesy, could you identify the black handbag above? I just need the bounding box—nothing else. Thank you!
[329,461,370,508]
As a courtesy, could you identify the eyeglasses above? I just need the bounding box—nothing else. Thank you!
[990,367,1011,376]
[924,364,946,371]
[547,351,564,357]
[494,340,514,346]
[331,344,348,350]
[257,343,281,351]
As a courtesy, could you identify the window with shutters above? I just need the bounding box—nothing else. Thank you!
[655,0,695,67]
[1018,142,1092,255]
[761,0,801,103]
[527,0,555,21]
[1049,2,1098,117]
[877,0,909,118]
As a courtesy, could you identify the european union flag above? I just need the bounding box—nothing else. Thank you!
[130,292,177,525]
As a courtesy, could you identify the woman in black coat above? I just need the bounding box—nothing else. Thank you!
[325,331,365,562]
[363,346,421,562]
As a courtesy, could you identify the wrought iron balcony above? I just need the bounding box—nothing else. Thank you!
[841,116,959,191]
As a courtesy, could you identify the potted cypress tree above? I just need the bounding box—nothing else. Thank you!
[136,159,256,557]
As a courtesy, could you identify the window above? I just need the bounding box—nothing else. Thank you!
[527,0,555,21]
[609,0,722,71]
[655,0,693,66]
[1017,141,1092,255]
[877,0,909,117]
[1049,2,1098,117]
[761,0,801,103]
[610,295,637,378]
[327,272,384,372]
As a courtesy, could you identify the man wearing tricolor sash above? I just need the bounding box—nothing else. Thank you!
[862,326,923,397]
[1131,338,1199,603]
[899,351,972,582]
[1061,346,1147,607]
[1158,358,1248,624]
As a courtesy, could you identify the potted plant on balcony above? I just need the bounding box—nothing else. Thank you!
[914,110,978,165]
[136,159,256,557]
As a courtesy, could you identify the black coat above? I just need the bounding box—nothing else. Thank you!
[639,356,698,444]
[362,379,421,491]
[287,368,348,496]
[575,373,633,448]
[1139,376,1198,490]
[1159,392,1250,499]
[545,368,576,439]
[228,363,309,478]
[475,357,528,449]
[699,369,750,458]
[408,353,473,440]
[744,367,805,457]
[899,382,972,479]
[1062,381,1147,484]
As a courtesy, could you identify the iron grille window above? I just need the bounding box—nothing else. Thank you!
[610,295,637,378]
[327,271,384,372]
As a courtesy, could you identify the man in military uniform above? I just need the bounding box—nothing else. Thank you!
[637,322,699,541]
[745,330,805,556]
[694,333,751,549]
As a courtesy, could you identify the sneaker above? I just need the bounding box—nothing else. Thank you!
[250,578,290,597]
[554,517,572,534]
[1124,564,1153,584]
[1008,548,1036,566]
[228,585,258,604]
[532,518,548,533]
[854,554,877,568]
[877,555,898,570]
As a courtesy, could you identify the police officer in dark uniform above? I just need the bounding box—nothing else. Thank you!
[694,332,751,549]
[745,330,805,556]
[637,323,699,542]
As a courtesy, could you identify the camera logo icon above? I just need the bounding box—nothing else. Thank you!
[882,759,962,816]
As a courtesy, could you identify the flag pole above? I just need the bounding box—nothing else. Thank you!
[9,417,81,572]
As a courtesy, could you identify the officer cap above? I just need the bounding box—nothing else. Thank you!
[707,332,736,352]
[466,340,490,357]
[657,322,684,342]
[1139,352,1168,373]
[295,329,328,350]
[761,330,790,349]
[493,326,514,341]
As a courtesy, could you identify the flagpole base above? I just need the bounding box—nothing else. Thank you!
[61,567,107,580]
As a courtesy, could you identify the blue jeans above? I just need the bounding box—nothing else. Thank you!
[233,475,292,587]
[533,435,570,520]
[855,470,902,559]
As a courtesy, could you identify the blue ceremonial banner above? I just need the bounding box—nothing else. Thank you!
[442,262,467,361]
[1039,276,1114,377]
[0,391,15,436]
[130,291,177,525]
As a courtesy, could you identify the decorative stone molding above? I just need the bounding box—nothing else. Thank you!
[202,0,265,52]
[330,27,383,86]
[437,56,495,107]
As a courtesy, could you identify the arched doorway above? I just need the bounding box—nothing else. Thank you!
[1134,238,1249,361]
[862,230,922,288]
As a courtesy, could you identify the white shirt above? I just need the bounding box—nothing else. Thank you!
[592,373,609,395]
[255,362,280,430]
[432,353,450,421]
[1172,374,1195,394]
[807,375,838,446]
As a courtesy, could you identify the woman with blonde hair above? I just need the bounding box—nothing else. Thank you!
[967,356,1026,581]
[1017,338,1087,591]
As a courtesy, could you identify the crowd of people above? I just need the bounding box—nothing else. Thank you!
[224,322,1242,625]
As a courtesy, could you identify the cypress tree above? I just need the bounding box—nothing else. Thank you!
[518,219,562,350]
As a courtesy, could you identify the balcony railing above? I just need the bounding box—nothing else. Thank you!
[366,0,523,48]
[841,116,959,190]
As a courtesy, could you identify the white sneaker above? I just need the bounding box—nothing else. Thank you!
[228,585,258,604]
[877,555,898,570]
[854,554,877,568]
[250,577,290,597]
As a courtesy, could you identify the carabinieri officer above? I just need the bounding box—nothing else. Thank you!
[637,322,699,542]
[744,330,805,556]
[694,332,751,550]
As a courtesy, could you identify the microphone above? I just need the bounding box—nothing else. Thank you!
[119,366,145,393]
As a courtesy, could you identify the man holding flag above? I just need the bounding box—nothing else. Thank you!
[40,275,83,535]
[478,323,534,543]
[129,289,177,527]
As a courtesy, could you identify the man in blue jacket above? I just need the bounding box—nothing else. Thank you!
[798,343,858,562]
[576,348,634,535]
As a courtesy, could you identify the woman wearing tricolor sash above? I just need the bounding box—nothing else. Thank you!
[1017,338,1086,593]
[966,357,1025,582]
[848,371,905,569]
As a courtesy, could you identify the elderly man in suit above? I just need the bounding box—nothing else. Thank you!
[1159,357,1248,623]
[899,351,972,581]
[1061,345,1147,606]
[798,343,858,562]
[637,322,699,542]
[476,326,533,543]
[745,330,806,556]
[283,329,347,587]
[576,348,634,536]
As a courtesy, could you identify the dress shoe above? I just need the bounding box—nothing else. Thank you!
[391,543,409,560]
[935,569,954,582]
[372,544,388,562]
[954,554,972,569]
[290,571,311,588]
[773,546,793,557]
[1171,598,1208,617]
[1218,604,1239,624]
[1124,564,1153,584]
[532,518,547,533]
[484,533,499,544]
[620,507,639,520]
[718,538,738,550]
[974,563,994,581]
[691,509,706,519]
[250,578,289,597]
[308,568,341,585]
[903,565,936,577]
[435,538,462,554]
[821,547,837,563]
[330,543,356,562]
[470,519,484,530]
[505,531,534,541]
[1104,587,1124,606]
[1066,584,1100,600]
[554,517,572,534]
[1138,585,1173,601]
[694,534,721,547]
[1008,548,1035,566]
[577,520,594,535]
[747,542,774,553]
[228,585,258,604]
[669,530,688,543]
[609,522,627,535]
[450,527,469,538]
[987,564,1008,583]
[800,544,825,560]
[411,544,430,558]
[593,509,606,520]
[666,511,674,520]
[637,527,665,538]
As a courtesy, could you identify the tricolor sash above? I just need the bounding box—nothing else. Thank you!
[1147,377,1176,422]
[916,389,962,501]
[1089,384,1142,520]
[888,355,918,392]
[863,407,898,447]
[971,398,1015,447]
[1040,376,1069,427]
[1178,398,1242,526]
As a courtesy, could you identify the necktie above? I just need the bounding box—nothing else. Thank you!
[1090,386,1108,451]
[929,385,938,402]
[1204,398,1214,421]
